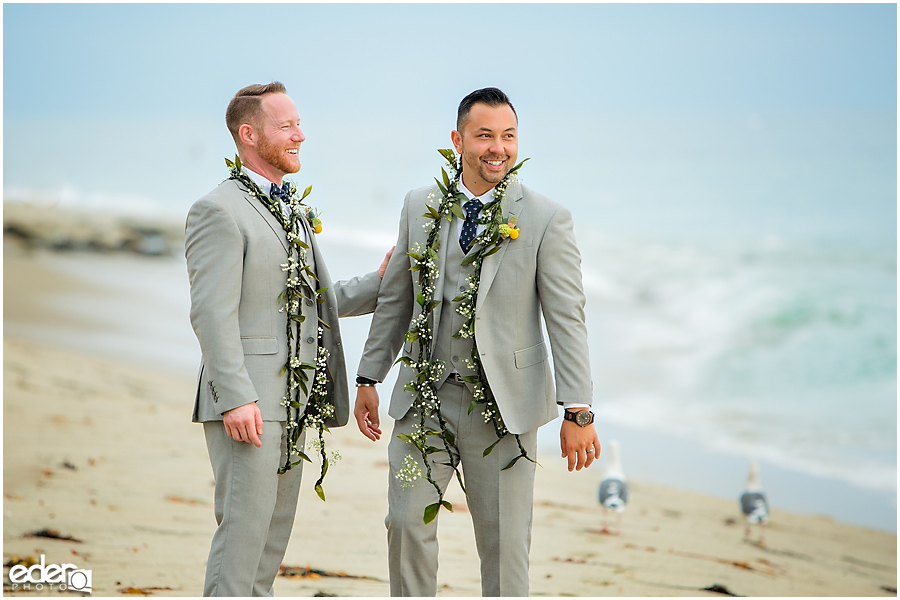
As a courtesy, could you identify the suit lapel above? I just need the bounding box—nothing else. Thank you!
[475,180,524,314]
[429,212,453,351]
[237,180,290,254]
[303,215,324,285]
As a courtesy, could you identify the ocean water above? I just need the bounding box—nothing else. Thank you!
[576,234,897,495]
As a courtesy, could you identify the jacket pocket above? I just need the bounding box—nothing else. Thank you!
[514,341,547,369]
[241,336,279,355]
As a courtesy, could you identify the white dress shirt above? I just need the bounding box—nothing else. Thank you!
[457,181,488,241]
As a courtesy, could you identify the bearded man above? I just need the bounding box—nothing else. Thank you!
[185,82,389,596]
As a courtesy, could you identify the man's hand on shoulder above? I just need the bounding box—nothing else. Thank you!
[378,246,396,279]
[223,402,264,447]
[560,409,601,472]
[354,386,382,441]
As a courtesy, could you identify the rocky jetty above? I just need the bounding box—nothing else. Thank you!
[3,202,184,256]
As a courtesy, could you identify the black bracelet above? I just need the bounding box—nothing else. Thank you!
[356,375,377,387]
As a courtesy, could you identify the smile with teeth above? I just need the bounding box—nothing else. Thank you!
[286,148,299,155]
[484,159,505,168]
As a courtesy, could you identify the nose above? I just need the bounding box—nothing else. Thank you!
[488,137,504,155]
[293,125,306,143]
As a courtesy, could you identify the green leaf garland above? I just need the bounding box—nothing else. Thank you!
[225,156,338,497]
[396,150,534,524]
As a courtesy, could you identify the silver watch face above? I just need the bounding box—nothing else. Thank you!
[575,410,593,426]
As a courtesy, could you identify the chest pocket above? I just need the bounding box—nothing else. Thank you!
[241,336,279,355]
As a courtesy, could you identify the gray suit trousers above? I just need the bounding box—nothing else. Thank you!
[203,422,305,596]
[386,381,537,597]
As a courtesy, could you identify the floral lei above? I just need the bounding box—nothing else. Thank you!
[226,155,336,501]
[394,149,535,524]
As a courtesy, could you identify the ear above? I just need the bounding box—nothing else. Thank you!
[238,123,256,147]
[450,130,463,154]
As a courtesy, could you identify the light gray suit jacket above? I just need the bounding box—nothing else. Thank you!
[358,180,592,434]
[186,178,381,425]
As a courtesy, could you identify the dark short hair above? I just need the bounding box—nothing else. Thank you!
[225,81,287,144]
[457,87,517,130]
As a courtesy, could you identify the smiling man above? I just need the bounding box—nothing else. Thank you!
[185,82,388,596]
[353,87,600,596]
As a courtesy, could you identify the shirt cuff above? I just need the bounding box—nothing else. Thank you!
[562,403,591,410]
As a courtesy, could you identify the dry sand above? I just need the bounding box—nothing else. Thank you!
[3,236,897,597]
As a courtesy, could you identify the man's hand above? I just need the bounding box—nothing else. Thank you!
[377,246,396,279]
[560,412,601,472]
[354,386,382,441]
[223,402,264,447]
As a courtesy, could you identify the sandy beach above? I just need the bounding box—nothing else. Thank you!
[3,219,897,596]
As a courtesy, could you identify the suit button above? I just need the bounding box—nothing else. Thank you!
[452,355,459,362]
[306,299,314,306]
[306,337,315,344]
[459,285,466,292]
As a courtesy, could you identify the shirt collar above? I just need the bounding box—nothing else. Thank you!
[458,177,495,204]
[244,167,281,195]
[243,165,295,224]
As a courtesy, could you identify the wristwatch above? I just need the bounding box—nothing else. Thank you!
[563,409,594,427]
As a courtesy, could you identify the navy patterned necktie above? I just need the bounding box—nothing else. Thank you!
[459,198,484,253]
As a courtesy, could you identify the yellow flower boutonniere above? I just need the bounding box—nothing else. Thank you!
[305,207,323,234]
[498,215,519,240]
